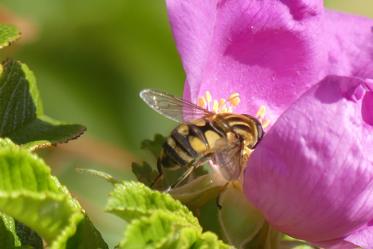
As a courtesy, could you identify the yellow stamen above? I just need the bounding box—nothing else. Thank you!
[220,107,228,113]
[228,92,240,106]
[218,98,227,112]
[213,100,219,113]
[198,97,207,108]
[262,119,271,129]
[197,90,241,114]
[256,105,266,119]
[219,98,226,108]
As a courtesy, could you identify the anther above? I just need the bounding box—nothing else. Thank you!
[228,92,240,106]
[213,100,219,113]
[256,105,266,119]
[198,97,207,108]
[197,90,241,113]
[262,119,271,129]
[220,106,228,113]
[218,98,227,112]
[219,98,226,108]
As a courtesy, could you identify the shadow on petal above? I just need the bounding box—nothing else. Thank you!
[362,92,373,126]
[224,28,307,76]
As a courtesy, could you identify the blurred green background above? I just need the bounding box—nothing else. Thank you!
[0,0,372,247]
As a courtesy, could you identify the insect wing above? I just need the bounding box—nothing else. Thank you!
[140,89,214,123]
[210,138,243,181]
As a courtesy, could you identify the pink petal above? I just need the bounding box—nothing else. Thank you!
[166,0,217,99]
[362,91,373,126]
[323,11,373,79]
[345,226,373,248]
[187,0,327,121]
[243,75,373,248]
[279,0,323,20]
[167,0,373,124]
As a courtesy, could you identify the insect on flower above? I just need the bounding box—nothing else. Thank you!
[140,89,264,189]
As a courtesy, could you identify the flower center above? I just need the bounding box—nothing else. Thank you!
[197,91,271,129]
[197,91,240,113]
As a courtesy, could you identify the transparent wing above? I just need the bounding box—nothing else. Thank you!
[140,89,214,123]
[210,137,243,181]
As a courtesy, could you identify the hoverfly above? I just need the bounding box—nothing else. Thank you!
[140,89,264,189]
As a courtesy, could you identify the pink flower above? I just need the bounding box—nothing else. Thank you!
[165,0,373,248]
[244,76,373,248]
[167,0,373,123]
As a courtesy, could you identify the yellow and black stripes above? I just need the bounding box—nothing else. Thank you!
[158,113,263,170]
[159,117,223,169]
[220,113,263,148]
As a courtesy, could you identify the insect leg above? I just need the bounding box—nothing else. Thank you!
[170,164,197,189]
[170,153,212,190]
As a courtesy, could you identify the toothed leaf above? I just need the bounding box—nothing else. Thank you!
[0,60,86,149]
[106,182,231,249]
[120,211,231,249]
[0,24,20,49]
[106,181,199,227]
[0,139,108,249]
[0,213,21,248]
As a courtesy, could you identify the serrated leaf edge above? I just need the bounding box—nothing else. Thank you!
[0,24,21,49]
[106,182,200,227]
[120,210,198,249]
[0,190,85,249]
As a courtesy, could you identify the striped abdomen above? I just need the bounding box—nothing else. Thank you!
[219,113,263,149]
[158,113,263,169]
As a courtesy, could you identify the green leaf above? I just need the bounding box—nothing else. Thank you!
[132,134,163,187]
[194,232,232,249]
[0,139,108,249]
[106,181,199,227]
[218,185,265,248]
[0,213,21,248]
[106,181,232,249]
[120,211,231,249]
[1,211,43,249]
[0,24,20,49]
[0,192,81,247]
[76,168,120,185]
[12,117,86,150]
[65,215,110,249]
[0,59,86,149]
[119,211,189,249]
[0,139,62,193]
